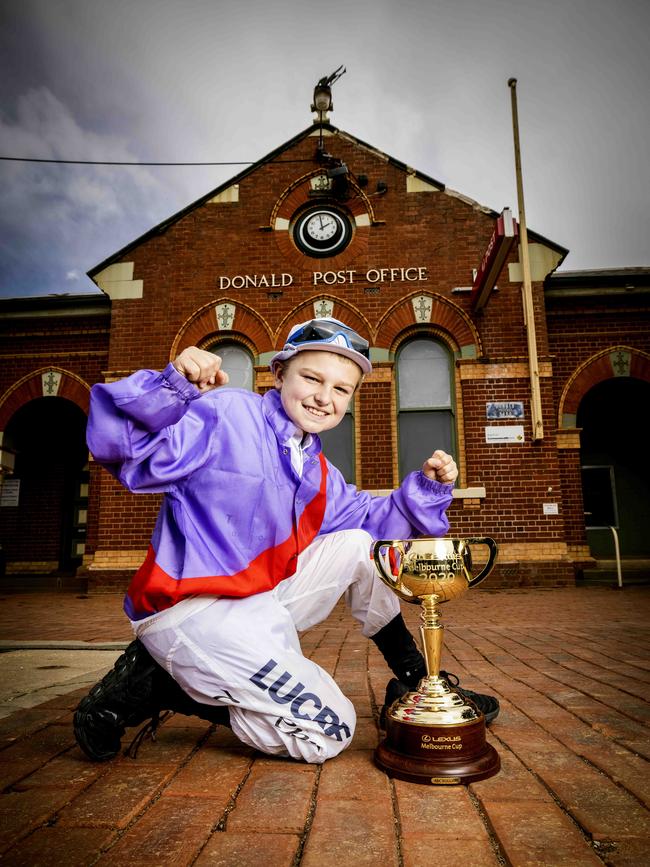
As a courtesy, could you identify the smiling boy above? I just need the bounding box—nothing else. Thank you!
[75,318,497,763]
[274,349,358,434]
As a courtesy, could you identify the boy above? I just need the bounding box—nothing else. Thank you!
[75,318,498,763]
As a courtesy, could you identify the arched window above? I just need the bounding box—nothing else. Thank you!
[320,403,355,484]
[397,337,455,479]
[207,341,254,391]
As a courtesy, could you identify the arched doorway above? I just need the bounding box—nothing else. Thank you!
[2,398,88,579]
[577,377,650,559]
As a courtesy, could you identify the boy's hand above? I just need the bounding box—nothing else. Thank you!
[422,450,458,485]
[173,346,229,392]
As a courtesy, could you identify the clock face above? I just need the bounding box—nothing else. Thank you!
[306,212,338,241]
[293,207,352,257]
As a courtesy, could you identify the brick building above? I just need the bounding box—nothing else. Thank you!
[1,116,649,590]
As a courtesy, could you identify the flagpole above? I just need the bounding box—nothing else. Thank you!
[508,78,544,441]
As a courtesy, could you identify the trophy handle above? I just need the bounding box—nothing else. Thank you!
[373,540,405,592]
[464,537,498,588]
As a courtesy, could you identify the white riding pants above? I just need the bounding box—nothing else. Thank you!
[132,529,400,764]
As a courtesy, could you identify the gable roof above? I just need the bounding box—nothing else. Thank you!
[88,121,567,277]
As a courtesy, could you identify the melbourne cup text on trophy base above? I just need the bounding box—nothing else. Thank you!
[373,537,500,785]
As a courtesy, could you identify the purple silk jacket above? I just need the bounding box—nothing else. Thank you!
[86,363,453,621]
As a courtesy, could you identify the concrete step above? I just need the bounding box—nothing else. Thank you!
[578,559,650,586]
[0,573,88,594]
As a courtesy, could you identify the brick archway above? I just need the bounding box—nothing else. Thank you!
[558,346,650,427]
[0,367,91,430]
[1,375,91,575]
[274,297,372,348]
[170,300,274,360]
[376,293,482,357]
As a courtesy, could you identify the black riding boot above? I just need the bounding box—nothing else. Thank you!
[74,639,230,762]
[371,613,427,687]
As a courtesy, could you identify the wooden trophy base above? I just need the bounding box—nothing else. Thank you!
[375,713,500,786]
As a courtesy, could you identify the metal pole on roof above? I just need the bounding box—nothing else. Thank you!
[508,78,544,441]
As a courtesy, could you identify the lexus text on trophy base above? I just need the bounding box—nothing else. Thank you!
[373,537,500,786]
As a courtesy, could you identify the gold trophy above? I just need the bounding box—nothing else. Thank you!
[373,537,500,785]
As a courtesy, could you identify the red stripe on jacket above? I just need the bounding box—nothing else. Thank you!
[126,453,328,618]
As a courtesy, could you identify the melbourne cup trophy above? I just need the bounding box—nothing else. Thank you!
[373,537,500,785]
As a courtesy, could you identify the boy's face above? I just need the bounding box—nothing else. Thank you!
[273,350,362,434]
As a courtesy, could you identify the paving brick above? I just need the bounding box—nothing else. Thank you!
[302,797,398,866]
[334,672,369,694]
[95,795,221,866]
[317,749,392,801]
[162,746,252,799]
[56,763,177,829]
[616,737,650,761]
[350,690,373,718]
[161,712,217,729]
[0,723,75,764]
[226,761,316,833]
[349,715,380,750]
[0,587,649,865]
[509,747,650,841]
[116,721,208,764]
[0,789,74,855]
[600,836,650,866]
[536,719,650,808]
[470,749,553,802]
[485,799,602,865]
[401,833,499,867]
[0,705,67,747]
[0,760,46,791]
[194,831,300,866]
[577,744,650,809]
[1,825,115,866]
[395,782,487,840]
[13,752,105,793]
[206,724,253,750]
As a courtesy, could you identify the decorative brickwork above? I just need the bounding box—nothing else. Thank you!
[558,346,650,426]
[0,367,91,429]
[2,124,648,589]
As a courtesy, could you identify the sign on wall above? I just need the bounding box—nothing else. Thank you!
[486,401,524,419]
[485,425,525,444]
[0,479,20,507]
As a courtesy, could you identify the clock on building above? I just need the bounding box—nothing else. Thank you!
[292,206,352,257]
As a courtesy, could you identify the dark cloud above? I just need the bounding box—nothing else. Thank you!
[1,0,649,298]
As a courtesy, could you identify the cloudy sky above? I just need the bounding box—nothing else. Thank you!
[1,0,648,299]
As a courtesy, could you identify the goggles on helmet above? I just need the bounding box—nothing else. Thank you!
[286,319,370,360]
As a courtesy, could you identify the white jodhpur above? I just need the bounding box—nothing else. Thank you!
[133,529,400,763]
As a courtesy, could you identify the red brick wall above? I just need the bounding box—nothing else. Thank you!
[543,293,649,578]
[449,377,561,540]
[0,303,110,574]
[94,473,161,551]
[359,380,394,489]
[102,133,530,372]
[547,301,650,415]
[81,129,570,587]
[4,127,648,591]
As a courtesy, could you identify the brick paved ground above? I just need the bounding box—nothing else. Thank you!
[0,585,648,866]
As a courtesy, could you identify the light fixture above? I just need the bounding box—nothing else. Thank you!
[311,66,346,121]
[312,85,333,114]
[326,162,349,200]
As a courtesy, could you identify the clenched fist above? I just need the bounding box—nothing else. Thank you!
[422,450,458,485]
[173,346,229,392]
